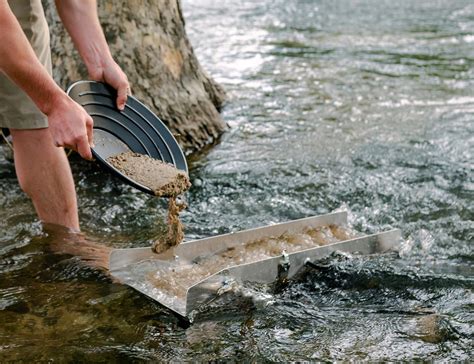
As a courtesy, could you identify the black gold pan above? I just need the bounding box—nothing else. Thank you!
[67,80,188,195]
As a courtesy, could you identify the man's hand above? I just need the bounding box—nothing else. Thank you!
[46,94,94,160]
[88,58,130,111]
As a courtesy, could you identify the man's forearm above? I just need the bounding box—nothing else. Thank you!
[0,1,66,116]
[55,0,129,110]
[54,0,113,79]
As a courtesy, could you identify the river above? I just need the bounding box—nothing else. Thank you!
[0,0,472,361]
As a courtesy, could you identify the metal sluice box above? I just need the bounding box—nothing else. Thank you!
[109,211,401,319]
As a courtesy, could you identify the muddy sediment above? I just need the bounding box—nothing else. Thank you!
[107,152,191,197]
[148,225,360,299]
[107,151,191,252]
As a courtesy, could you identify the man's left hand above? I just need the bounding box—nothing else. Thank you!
[89,59,130,111]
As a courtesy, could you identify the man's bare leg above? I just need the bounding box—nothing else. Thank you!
[10,128,79,230]
[44,223,111,271]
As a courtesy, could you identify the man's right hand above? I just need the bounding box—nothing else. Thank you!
[46,94,94,160]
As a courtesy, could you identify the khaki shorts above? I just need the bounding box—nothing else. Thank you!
[0,0,52,130]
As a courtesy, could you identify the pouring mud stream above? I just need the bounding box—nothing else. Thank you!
[107,151,191,253]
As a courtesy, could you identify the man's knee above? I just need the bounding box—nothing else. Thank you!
[9,127,50,146]
[9,127,55,196]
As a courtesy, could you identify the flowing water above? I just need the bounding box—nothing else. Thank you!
[0,0,473,361]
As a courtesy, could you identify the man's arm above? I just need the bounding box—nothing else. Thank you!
[0,0,93,159]
[55,0,129,110]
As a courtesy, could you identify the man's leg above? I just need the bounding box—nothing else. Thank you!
[10,128,79,230]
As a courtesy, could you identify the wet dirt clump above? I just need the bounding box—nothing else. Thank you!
[107,152,190,197]
[107,151,191,253]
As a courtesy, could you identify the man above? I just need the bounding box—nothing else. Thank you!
[0,0,129,231]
